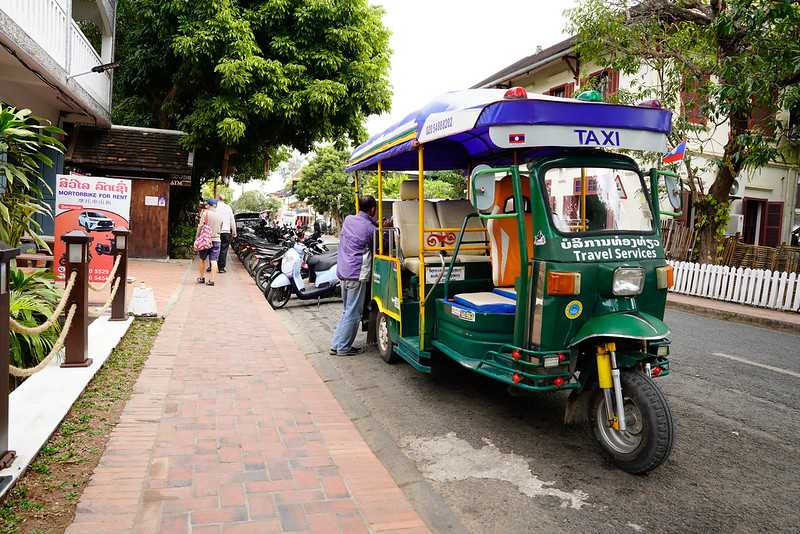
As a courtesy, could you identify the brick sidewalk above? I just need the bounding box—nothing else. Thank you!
[88,259,193,316]
[68,257,429,533]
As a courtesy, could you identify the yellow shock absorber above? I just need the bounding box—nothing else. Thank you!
[596,342,618,428]
[596,343,613,389]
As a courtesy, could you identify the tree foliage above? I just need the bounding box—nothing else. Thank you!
[566,0,800,262]
[233,189,267,212]
[294,145,354,227]
[113,0,392,184]
[359,170,467,200]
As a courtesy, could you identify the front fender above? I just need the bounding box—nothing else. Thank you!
[569,311,669,347]
[270,272,291,288]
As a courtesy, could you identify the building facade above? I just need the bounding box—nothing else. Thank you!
[473,37,800,247]
[1,0,117,235]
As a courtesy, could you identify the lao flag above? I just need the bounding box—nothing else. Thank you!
[508,133,525,144]
[664,139,687,163]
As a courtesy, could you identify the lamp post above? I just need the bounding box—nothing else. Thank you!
[110,227,131,321]
[0,241,20,471]
[66,61,122,80]
[61,230,93,368]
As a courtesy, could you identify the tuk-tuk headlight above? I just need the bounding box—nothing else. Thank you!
[612,267,644,296]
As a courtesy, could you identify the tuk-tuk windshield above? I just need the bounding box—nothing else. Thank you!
[544,167,654,234]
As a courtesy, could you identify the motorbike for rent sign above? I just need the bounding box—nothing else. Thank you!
[54,174,132,282]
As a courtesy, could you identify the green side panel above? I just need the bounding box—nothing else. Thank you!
[412,261,494,350]
[434,299,514,358]
[395,336,431,372]
[570,311,670,347]
[400,301,420,337]
[372,257,401,315]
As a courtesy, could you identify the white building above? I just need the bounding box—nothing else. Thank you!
[1,0,117,235]
[473,37,800,247]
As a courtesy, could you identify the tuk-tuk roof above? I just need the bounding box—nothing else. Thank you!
[347,89,672,172]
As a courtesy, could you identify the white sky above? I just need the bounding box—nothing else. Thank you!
[240,0,575,196]
[365,0,576,136]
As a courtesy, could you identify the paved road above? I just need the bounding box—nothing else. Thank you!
[275,297,799,533]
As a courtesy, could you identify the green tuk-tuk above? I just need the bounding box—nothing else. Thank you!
[347,87,683,473]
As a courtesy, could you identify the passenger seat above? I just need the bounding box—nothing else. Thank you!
[434,199,490,263]
[392,180,441,275]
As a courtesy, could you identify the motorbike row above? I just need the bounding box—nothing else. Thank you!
[231,216,341,308]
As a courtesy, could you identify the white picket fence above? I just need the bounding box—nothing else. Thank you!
[668,260,800,312]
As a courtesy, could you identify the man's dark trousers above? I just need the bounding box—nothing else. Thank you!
[218,232,232,270]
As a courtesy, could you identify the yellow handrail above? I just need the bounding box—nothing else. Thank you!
[417,146,425,348]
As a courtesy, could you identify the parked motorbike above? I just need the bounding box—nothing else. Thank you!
[95,237,115,256]
[252,219,330,294]
[59,250,93,266]
[265,221,340,309]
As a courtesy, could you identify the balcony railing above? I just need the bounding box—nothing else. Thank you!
[2,0,111,112]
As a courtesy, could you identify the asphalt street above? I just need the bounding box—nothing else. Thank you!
[275,297,799,534]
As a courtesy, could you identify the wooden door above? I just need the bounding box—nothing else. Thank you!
[129,179,170,258]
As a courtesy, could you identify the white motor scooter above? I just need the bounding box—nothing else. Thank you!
[265,229,340,309]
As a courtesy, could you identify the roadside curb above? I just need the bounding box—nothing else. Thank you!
[666,299,800,336]
[277,311,469,534]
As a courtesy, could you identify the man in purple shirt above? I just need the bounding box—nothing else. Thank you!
[330,195,378,356]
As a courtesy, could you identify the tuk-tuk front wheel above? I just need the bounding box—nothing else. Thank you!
[377,312,400,363]
[589,369,675,474]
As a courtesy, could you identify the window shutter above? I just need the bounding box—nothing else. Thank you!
[761,201,783,247]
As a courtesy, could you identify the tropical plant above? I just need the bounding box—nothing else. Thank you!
[0,105,65,250]
[8,267,63,389]
[0,104,66,386]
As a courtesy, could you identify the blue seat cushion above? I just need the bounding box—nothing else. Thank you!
[493,287,517,300]
[453,292,516,314]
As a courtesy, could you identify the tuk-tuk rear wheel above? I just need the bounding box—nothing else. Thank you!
[589,369,675,474]
[377,312,400,363]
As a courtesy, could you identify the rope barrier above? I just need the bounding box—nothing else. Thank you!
[9,303,77,378]
[88,254,122,292]
[88,277,121,317]
[8,271,78,336]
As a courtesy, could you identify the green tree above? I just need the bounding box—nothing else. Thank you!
[113,0,392,186]
[294,145,354,228]
[360,170,468,201]
[233,190,266,212]
[200,183,234,203]
[264,196,282,215]
[567,0,800,263]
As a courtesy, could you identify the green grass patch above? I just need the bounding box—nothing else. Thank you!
[0,318,162,534]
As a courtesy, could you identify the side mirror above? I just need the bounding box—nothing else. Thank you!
[470,164,496,211]
[649,168,684,217]
[664,174,682,210]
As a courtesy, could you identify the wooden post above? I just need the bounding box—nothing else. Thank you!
[61,230,93,368]
[0,241,20,470]
[110,227,131,321]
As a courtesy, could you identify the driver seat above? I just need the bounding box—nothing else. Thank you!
[487,175,534,287]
